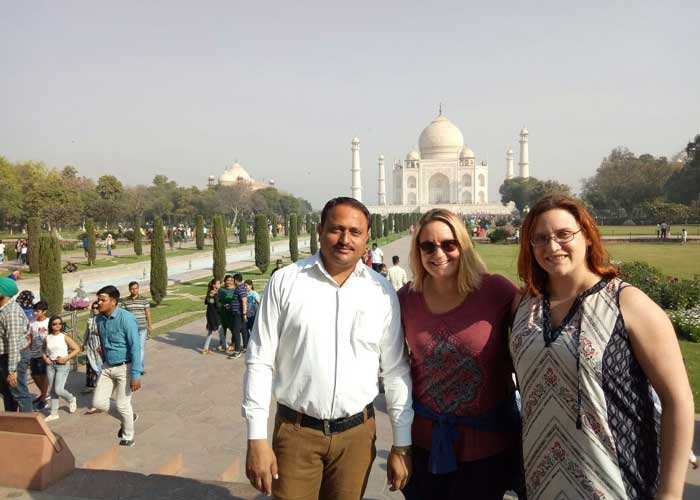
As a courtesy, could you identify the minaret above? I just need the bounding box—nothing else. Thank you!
[377,154,386,205]
[351,137,362,202]
[505,147,514,180]
[518,128,530,178]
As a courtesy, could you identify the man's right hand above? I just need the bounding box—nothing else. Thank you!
[7,372,17,387]
[246,439,278,496]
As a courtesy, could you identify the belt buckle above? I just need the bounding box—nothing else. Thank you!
[323,419,332,436]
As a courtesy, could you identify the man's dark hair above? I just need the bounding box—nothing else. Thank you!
[233,273,243,282]
[372,243,377,248]
[392,255,400,265]
[128,281,139,288]
[97,285,120,301]
[320,197,370,230]
[33,300,49,311]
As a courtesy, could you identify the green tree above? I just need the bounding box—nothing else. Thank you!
[39,235,63,315]
[296,213,304,236]
[376,215,383,240]
[86,218,97,265]
[370,214,378,241]
[499,177,542,215]
[270,215,278,238]
[289,213,299,262]
[255,214,270,274]
[195,215,205,250]
[383,215,389,237]
[309,220,318,255]
[27,217,42,273]
[133,216,143,256]
[239,217,248,244]
[150,216,168,305]
[581,148,672,215]
[212,215,227,281]
[665,134,700,205]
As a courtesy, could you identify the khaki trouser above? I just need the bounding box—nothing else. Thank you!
[92,363,134,440]
[272,411,377,500]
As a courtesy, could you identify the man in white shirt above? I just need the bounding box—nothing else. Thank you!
[369,243,384,272]
[387,255,408,291]
[0,240,5,263]
[243,197,413,499]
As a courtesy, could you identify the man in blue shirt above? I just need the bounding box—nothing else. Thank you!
[93,285,142,447]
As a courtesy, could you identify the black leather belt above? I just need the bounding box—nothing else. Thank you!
[277,403,374,436]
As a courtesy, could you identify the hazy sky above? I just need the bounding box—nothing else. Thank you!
[2,1,699,209]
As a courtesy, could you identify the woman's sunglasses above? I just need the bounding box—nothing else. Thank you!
[418,239,460,254]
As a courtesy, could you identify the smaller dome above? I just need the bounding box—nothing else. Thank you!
[378,154,384,160]
[460,147,475,159]
[406,150,421,161]
[520,127,528,135]
[352,137,360,144]
[219,162,252,185]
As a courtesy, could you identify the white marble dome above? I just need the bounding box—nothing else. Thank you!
[406,150,421,161]
[460,146,475,159]
[419,115,465,160]
[219,162,252,185]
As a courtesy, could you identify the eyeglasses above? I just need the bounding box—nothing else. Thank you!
[530,229,582,247]
[418,239,460,254]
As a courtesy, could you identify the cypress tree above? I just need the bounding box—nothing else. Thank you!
[168,226,174,250]
[27,217,41,273]
[133,216,143,256]
[39,235,63,316]
[383,215,390,237]
[195,215,204,250]
[377,215,383,241]
[86,218,97,265]
[212,215,227,281]
[150,216,168,305]
[296,213,304,236]
[238,217,248,244]
[254,214,270,274]
[270,215,278,238]
[309,220,318,255]
[289,213,299,262]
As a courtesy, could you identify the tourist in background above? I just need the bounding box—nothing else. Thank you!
[19,242,28,266]
[510,194,693,498]
[379,263,389,278]
[387,255,408,290]
[244,279,259,349]
[202,278,223,354]
[0,277,33,413]
[399,209,522,500]
[370,242,384,272]
[224,273,247,359]
[42,315,79,422]
[29,301,50,409]
[105,234,114,256]
[83,301,102,395]
[0,240,5,263]
[120,281,151,370]
[270,259,284,277]
[7,270,20,281]
[93,285,142,447]
[682,228,688,245]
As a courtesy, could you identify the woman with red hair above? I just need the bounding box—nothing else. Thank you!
[510,194,693,499]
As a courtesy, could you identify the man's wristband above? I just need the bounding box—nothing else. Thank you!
[390,445,412,456]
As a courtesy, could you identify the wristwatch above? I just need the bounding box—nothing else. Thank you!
[390,445,412,456]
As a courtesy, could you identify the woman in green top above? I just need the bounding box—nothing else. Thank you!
[218,275,237,353]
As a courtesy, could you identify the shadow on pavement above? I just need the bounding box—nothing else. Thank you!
[151,329,211,353]
[44,468,268,499]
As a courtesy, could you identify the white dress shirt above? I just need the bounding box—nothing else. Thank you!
[243,253,413,445]
[387,265,408,291]
[370,248,384,264]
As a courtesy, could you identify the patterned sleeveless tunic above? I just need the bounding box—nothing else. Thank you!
[510,278,659,500]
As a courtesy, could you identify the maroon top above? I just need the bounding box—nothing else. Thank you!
[398,273,518,462]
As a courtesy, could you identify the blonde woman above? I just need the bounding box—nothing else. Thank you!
[399,209,522,500]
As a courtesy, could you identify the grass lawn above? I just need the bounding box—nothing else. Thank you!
[598,224,700,236]
[679,340,700,412]
[475,242,700,283]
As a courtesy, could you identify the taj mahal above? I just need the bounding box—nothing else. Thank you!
[353,111,529,215]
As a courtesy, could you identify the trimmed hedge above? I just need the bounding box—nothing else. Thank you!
[289,213,299,262]
[39,235,63,315]
[213,215,227,281]
[255,214,270,274]
[195,215,205,250]
[150,216,168,304]
[27,217,41,273]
